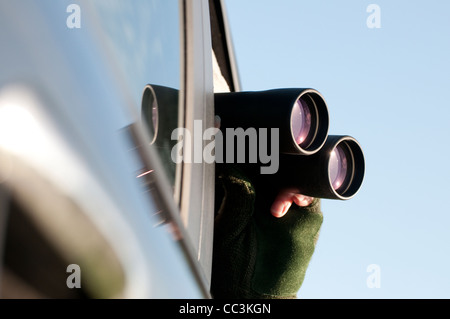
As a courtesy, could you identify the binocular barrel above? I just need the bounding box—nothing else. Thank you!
[215,88,329,155]
[141,84,179,146]
[277,135,365,200]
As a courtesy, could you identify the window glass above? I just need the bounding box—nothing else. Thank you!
[90,0,182,189]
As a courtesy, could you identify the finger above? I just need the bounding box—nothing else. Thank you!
[292,194,315,207]
[270,197,293,218]
[270,188,299,218]
[271,189,315,218]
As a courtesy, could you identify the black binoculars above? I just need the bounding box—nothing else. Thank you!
[142,85,365,200]
[214,88,365,200]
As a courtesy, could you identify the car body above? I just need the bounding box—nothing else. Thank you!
[0,0,238,298]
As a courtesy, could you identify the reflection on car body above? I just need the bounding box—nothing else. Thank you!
[0,0,236,298]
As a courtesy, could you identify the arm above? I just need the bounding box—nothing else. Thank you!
[211,164,323,299]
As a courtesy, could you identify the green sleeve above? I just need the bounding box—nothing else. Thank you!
[211,164,323,299]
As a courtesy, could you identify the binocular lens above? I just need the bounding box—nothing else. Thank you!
[329,144,349,190]
[292,98,312,146]
[289,91,326,154]
[327,138,364,199]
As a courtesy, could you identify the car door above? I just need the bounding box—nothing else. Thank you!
[0,0,218,298]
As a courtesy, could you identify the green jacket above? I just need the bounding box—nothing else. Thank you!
[211,164,323,299]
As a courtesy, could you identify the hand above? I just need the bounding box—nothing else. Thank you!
[271,188,315,218]
[212,164,323,299]
[215,115,315,219]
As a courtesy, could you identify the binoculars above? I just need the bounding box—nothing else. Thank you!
[214,88,365,200]
[142,85,365,201]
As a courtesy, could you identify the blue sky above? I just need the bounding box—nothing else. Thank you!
[225,0,450,298]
